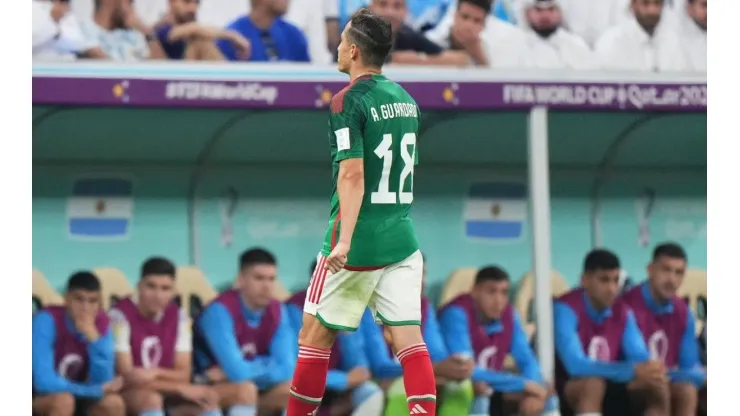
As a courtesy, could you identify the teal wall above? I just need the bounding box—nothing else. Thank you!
[32,164,706,301]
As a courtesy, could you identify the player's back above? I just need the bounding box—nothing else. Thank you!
[326,74,420,267]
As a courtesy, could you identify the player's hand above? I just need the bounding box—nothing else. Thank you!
[102,376,124,394]
[178,384,214,407]
[205,367,227,383]
[435,356,473,381]
[124,368,159,386]
[74,313,100,342]
[226,31,252,60]
[324,242,350,274]
[473,381,493,397]
[347,367,371,388]
[524,381,548,400]
[635,360,668,386]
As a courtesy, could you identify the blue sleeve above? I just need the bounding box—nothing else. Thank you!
[155,25,171,44]
[262,304,298,385]
[216,21,240,61]
[86,328,115,384]
[621,310,650,362]
[326,332,368,392]
[438,306,473,357]
[32,312,104,398]
[510,311,543,383]
[285,303,303,334]
[360,310,402,380]
[472,367,528,393]
[198,302,266,382]
[422,303,449,363]
[291,26,311,62]
[553,302,636,383]
[668,313,706,387]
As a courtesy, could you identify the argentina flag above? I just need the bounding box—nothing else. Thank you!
[464,182,527,241]
[67,178,133,239]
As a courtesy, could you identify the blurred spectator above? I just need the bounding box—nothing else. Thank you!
[426,0,533,68]
[680,0,706,72]
[71,0,170,28]
[285,0,334,64]
[156,0,250,60]
[595,0,688,72]
[370,0,471,66]
[521,0,599,70]
[79,0,166,61]
[33,0,105,61]
[324,0,341,57]
[215,0,311,62]
[555,0,632,46]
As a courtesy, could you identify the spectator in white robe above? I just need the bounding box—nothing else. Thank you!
[595,0,688,72]
[521,0,599,70]
[679,0,706,72]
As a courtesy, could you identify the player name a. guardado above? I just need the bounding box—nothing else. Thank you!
[371,102,418,121]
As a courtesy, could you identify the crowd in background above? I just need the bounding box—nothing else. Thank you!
[32,0,707,72]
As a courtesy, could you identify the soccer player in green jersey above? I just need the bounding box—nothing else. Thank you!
[286,8,437,416]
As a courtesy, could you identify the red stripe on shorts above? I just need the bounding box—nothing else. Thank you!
[308,257,325,303]
[311,260,329,304]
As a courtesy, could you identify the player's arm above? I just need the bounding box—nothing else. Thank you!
[32,312,105,398]
[86,323,115,384]
[198,302,266,382]
[439,306,528,392]
[554,302,636,382]
[510,311,544,383]
[620,309,650,363]
[422,303,450,363]
[109,308,136,377]
[331,93,366,247]
[154,309,193,383]
[360,310,403,379]
[668,312,706,387]
[285,302,303,334]
[263,304,298,385]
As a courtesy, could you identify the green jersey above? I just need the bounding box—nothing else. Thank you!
[321,74,420,267]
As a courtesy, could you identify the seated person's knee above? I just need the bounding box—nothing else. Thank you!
[567,377,607,410]
[519,395,545,416]
[670,382,698,413]
[39,393,75,416]
[235,381,259,405]
[95,394,126,415]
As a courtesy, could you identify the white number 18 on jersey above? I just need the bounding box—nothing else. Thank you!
[371,132,416,205]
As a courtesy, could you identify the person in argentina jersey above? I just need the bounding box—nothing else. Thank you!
[619,243,706,415]
[284,260,384,416]
[554,249,670,416]
[32,271,125,416]
[438,266,553,416]
[193,248,296,416]
[286,8,438,416]
[108,257,222,416]
[359,254,475,416]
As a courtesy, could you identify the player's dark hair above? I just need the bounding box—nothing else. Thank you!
[652,242,687,262]
[67,271,101,293]
[140,257,176,280]
[309,259,318,277]
[475,266,509,285]
[239,247,277,270]
[347,8,393,69]
[583,249,620,272]
[459,0,493,14]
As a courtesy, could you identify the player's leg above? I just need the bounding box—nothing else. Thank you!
[500,392,546,416]
[374,250,437,415]
[287,255,381,416]
[563,377,607,414]
[257,381,291,415]
[120,388,165,416]
[626,379,670,416]
[669,382,698,416]
[32,393,76,416]
[165,388,222,416]
[212,381,258,416]
[88,394,126,416]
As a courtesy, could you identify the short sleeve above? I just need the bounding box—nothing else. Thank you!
[107,309,131,353]
[329,90,365,161]
[175,309,193,352]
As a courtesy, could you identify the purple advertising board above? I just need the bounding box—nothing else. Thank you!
[32,63,707,112]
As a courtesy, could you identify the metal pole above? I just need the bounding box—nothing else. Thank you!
[528,106,554,383]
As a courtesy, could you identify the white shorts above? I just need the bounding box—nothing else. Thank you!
[303,249,423,331]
